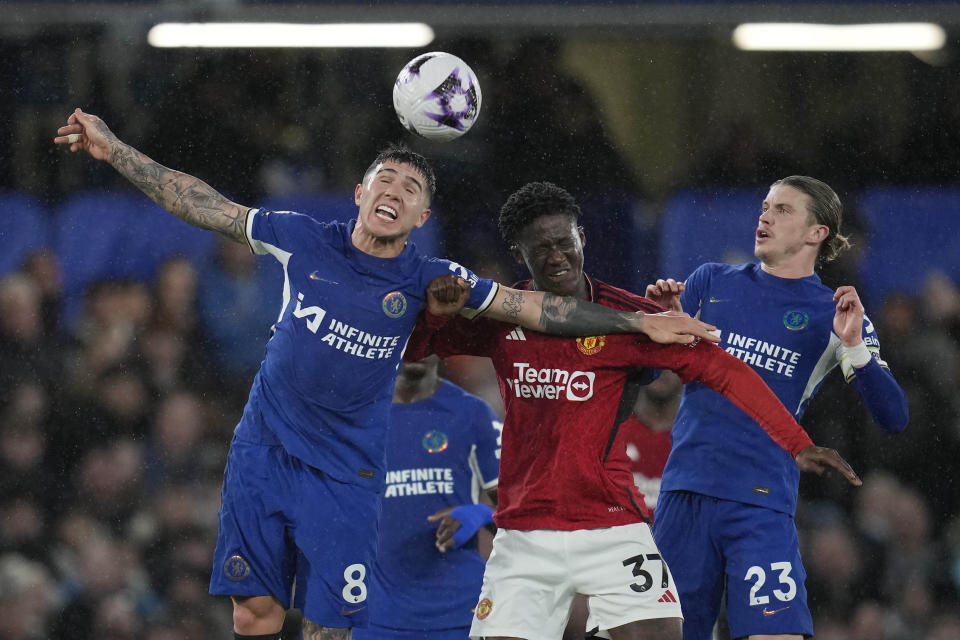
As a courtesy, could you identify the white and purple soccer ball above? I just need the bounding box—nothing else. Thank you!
[392,52,482,142]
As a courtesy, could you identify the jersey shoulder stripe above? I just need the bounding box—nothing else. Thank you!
[511,275,661,313]
[597,293,662,314]
[592,278,664,313]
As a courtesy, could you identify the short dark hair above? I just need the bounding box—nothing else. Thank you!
[771,175,851,263]
[364,144,437,204]
[498,181,582,246]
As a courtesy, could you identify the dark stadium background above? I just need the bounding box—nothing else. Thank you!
[0,1,958,638]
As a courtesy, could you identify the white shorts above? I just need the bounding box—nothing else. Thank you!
[469,523,683,640]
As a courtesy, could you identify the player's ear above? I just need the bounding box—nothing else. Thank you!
[416,208,431,228]
[578,225,586,248]
[354,183,363,206]
[511,245,524,264]
[809,224,829,244]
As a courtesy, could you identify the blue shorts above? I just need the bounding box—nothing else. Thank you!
[653,491,811,640]
[209,416,380,629]
[353,623,470,640]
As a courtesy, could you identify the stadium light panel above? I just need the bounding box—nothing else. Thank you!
[732,23,946,52]
[147,22,435,48]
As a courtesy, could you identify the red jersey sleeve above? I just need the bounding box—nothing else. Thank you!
[625,339,814,457]
[404,311,501,361]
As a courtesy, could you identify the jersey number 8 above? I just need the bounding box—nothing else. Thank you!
[341,563,368,603]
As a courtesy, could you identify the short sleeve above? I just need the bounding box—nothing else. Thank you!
[680,263,710,316]
[246,208,320,259]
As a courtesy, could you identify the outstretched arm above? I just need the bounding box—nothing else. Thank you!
[488,286,721,344]
[426,276,720,345]
[640,339,861,486]
[54,108,250,244]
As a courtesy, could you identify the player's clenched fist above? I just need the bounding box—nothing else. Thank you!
[426,274,470,316]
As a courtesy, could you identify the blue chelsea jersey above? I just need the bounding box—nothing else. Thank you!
[364,381,501,632]
[661,262,889,515]
[237,210,497,488]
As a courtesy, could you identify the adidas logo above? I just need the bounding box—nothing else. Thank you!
[658,590,677,604]
[505,327,526,341]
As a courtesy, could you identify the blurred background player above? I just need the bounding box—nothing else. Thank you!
[353,356,501,640]
[406,181,860,640]
[647,175,910,640]
[54,109,715,640]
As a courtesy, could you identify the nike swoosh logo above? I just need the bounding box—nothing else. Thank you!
[310,271,340,285]
[340,606,366,616]
[762,606,790,616]
[708,297,728,303]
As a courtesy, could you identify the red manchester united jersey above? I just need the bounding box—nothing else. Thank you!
[405,276,812,531]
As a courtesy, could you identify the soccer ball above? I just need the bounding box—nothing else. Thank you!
[392,51,482,142]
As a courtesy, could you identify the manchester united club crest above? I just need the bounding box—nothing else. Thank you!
[576,335,606,355]
[475,597,493,620]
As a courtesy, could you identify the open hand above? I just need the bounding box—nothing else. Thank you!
[53,108,116,161]
[833,285,865,346]
[795,445,862,486]
[641,311,720,345]
[645,278,685,312]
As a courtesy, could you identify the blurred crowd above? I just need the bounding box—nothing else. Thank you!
[791,269,960,640]
[0,244,277,640]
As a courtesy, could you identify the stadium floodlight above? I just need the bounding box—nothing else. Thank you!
[147,22,435,48]
[732,22,946,52]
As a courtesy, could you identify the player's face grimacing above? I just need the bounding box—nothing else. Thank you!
[354,160,431,241]
[754,184,824,266]
[513,213,587,299]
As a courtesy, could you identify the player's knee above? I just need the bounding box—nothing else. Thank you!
[231,595,285,634]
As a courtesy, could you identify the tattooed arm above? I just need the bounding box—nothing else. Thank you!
[426,276,720,345]
[54,108,249,243]
[302,618,351,640]
[484,285,719,344]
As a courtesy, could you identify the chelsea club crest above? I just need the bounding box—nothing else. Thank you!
[224,554,251,582]
[422,430,449,453]
[782,310,810,331]
[382,291,407,318]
